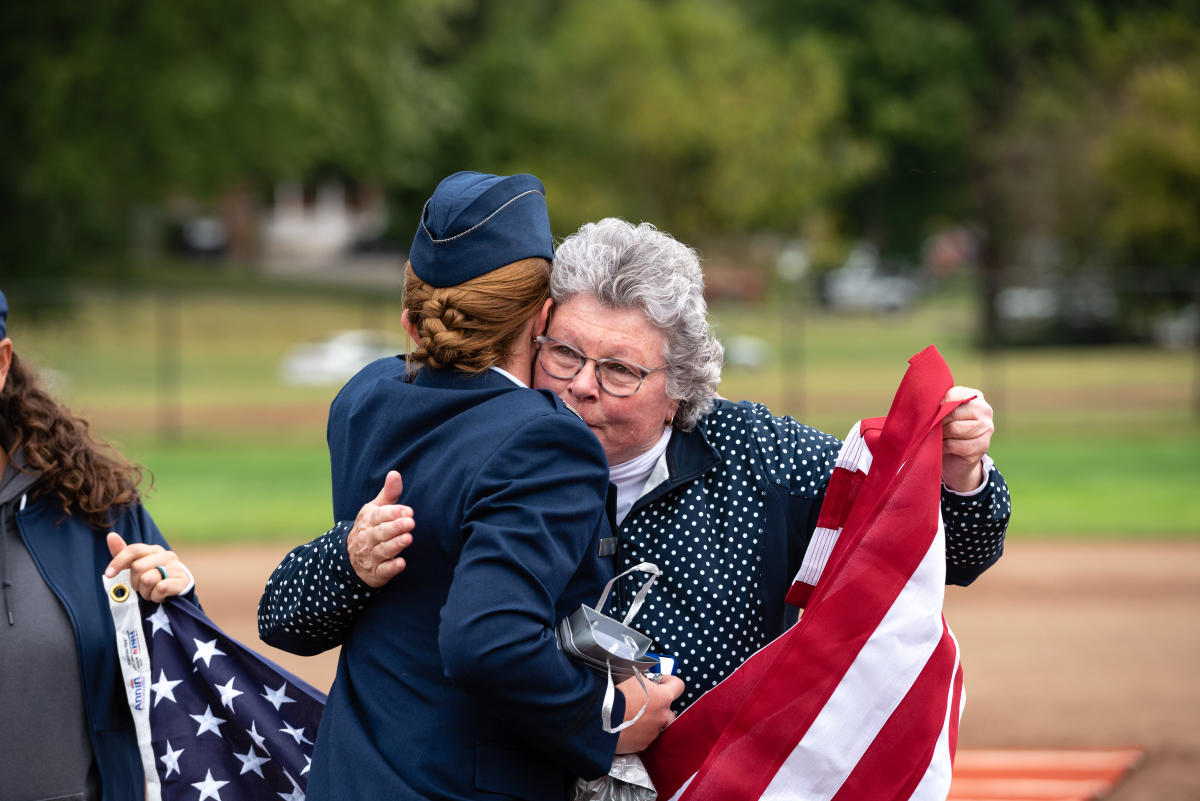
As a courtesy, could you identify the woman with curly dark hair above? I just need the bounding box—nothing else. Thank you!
[0,288,197,801]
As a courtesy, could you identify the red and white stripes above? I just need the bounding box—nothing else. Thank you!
[643,346,966,801]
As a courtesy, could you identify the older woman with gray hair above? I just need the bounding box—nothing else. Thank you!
[548,218,723,431]
[263,217,1010,711]
[532,218,1009,707]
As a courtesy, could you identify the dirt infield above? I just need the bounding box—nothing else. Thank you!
[187,539,1200,800]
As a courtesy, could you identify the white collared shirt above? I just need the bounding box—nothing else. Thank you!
[489,365,527,388]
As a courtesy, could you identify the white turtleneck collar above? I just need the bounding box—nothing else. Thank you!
[609,427,673,526]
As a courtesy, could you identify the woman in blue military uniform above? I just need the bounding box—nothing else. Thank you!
[260,173,681,801]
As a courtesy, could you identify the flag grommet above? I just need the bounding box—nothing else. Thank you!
[109,583,131,603]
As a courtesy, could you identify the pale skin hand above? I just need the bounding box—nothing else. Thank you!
[941,386,995,492]
[615,673,686,753]
[347,470,415,588]
[104,533,192,603]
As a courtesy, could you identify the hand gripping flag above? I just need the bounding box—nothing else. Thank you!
[104,573,326,801]
[641,346,967,801]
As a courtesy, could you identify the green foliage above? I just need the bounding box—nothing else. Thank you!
[3,0,1197,314]
[444,0,877,238]
[745,0,1200,276]
[982,6,1200,292]
[744,0,986,255]
[1098,47,1200,270]
[0,0,469,279]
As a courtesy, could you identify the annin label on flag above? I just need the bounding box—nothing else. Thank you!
[103,567,326,801]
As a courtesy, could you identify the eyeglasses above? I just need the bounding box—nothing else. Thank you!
[534,336,666,397]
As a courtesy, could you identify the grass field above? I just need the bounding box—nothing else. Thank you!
[12,282,1199,544]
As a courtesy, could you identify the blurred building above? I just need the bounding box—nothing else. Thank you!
[260,181,393,273]
[167,180,402,280]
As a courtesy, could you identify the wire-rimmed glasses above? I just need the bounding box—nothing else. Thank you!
[535,336,666,397]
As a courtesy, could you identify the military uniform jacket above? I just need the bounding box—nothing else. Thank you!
[263,358,620,801]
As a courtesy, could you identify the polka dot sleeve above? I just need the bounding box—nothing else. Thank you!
[257,521,381,655]
[942,462,1011,586]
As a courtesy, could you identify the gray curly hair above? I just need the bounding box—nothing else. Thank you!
[551,218,723,430]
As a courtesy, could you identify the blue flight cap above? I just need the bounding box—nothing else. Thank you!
[0,289,7,339]
[409,171,554,288]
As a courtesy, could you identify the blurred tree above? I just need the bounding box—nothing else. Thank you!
[743,0,985,257]
[1094,19,1200,281]
[982,7,1200,335]
[439,0,878,242]
[0,0,468,281]
[747,0,1199,345]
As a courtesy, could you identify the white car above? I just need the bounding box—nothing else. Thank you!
[822,242,918,313]
[280,329,403,386]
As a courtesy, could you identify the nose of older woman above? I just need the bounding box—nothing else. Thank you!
[566,362,602,400]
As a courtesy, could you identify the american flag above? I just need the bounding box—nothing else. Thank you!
[641,345,967,801]
[104,575,326,801]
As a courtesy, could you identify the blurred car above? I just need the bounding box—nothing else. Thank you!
[1152,305,1198,349]
[169,216,229,259]
[996,286,1057,322]
[280,329,404,386]
[997,274,1123,345]
[721,334,770,369]
[819,243,918,314]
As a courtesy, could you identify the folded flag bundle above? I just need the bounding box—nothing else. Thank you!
[104,575,326,801]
